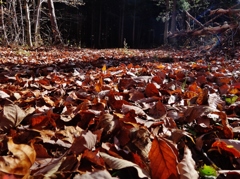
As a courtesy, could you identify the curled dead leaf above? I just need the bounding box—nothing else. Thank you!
[0,138,36,177]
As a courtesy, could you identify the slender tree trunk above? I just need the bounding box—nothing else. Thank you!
[170,0,177,44]
[47,0,62,45]
[12,0,19,44]
[34,0,43,46]
[164,0,170,44]
[119,0,125,47]
[1,2,8,46]
[170,0,177,33]
[18,0,25,45]
[24,0,33,47]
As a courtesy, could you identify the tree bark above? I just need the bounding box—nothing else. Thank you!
[12,0,20,44]
[34,0,43,46]
[24,0,33,47]
[18,0,25,45]
[0,2,8,46]
[169,0,177,44]
[164,0,170,44]
[119,0,125,47]
[47,0,62,45]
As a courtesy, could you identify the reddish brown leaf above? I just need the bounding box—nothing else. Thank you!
[149,137,179,179]
[211,140,240,158]
[145,83,160,97]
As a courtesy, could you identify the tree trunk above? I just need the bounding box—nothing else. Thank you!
[18,0,25,45]
[24,0,33,47]
[170,0,177,44]
[34,0,43,46]
[170,0,177,33]
[0,2,8,46]
[12,0,20,44]
[47,0,62,45]
[164,0,170,44]
[119,0,125,47]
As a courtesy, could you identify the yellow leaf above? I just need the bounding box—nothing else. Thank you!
[0,138,36,176]
[95,76,103,92]
[156,64,165,69]
[229,88,238,94]
[102,64,107,73]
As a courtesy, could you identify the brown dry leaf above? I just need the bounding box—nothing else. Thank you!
[145,83,160,97]
[100,152,150,179]
[149,137,179,179]
[70,131,97,155]
[31,157,62,174]
[0,102,27,132]
[0,138,36,177]
[184,105,218,123]
[82,149,105,169]
[177,146,199,179]
[122,104,146,116]
[211,111,233,139]
[148,100,166,119]
[96,113,119,139]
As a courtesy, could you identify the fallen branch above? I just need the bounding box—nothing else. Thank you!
[169,23,237,37]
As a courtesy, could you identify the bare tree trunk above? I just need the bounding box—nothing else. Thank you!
[170,0,177,33]
[47,0,62,45]
[0,2,9,46]
[119,0,125,47]
[34,0,43,46]
[24,0,33,47]
[12,0,20,44]
[18,0,25,45]
[164,0,170,44]
[170,0,177,44]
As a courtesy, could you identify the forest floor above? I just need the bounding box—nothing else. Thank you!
[0,46,240,178]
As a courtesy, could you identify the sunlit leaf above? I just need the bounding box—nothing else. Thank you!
[0,90,10,98]
[198,164,217,177]
[102,64,107,73]
[177,147,199,179]
[0,138,36,176]
[149,137,179,179]
[211,140,240,158]
[225,95,238,104]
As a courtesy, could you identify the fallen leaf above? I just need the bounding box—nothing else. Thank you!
[0,138,36,176]
[100,152,150,179]
[177,146,199,179]
[149,137,179,179]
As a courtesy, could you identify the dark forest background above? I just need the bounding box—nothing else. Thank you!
[48,0,162,48]
[0,0,238,49]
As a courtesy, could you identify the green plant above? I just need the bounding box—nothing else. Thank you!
[123,38,129,49]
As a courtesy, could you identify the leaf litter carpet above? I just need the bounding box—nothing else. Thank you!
[0,47,240,178]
